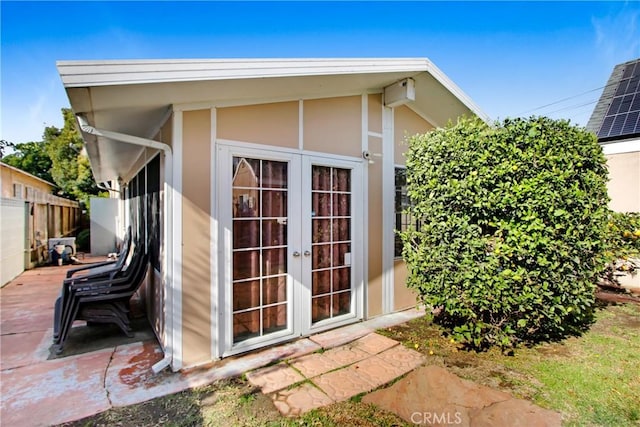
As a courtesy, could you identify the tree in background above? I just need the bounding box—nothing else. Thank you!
[1,108,103,207]
[0,139,15,159]
[401,116,610,349]
[1,140,53,183]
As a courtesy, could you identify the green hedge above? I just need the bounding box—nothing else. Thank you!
[401,116,610,349]
[603,212,640,279]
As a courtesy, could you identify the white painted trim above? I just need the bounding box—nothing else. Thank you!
[171,110,184,371]
[367,131,383,139]
[58,57,437,87]
[216,141,364,356]
[303,155,365,335]
[215,138,365,163]
[218,145,301,357]
[381,106,395,314]
[361,94,370,320]
[601,138,640,155]
[217,144,232,358]
[299,100,304,151]
[210,107,219,361]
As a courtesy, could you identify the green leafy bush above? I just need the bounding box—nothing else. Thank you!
[605,212,640,258]
[401,116,610,349]
[603,212,640,278]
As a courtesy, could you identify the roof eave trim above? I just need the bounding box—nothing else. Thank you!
[56,58,432,88]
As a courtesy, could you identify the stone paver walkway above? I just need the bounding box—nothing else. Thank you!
[363,365,562,427]
[246,333,424,416]
[2,262,561,426]
[1,261,425,426]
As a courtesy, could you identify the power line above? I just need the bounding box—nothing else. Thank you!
[543,99,599,116]
[517,75,638,116]
[517,86,605,115]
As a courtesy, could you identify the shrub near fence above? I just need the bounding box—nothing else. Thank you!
[401,117,610,349]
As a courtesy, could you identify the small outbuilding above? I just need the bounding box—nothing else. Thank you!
[1,162,80,285]
[57,58,487,371]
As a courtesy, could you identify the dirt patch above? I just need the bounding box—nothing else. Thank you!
[534,342,573,357]
[58,377,409,427]
[58,377,282,427]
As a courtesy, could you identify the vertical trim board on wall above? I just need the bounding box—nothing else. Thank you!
[171,110,184,370]
[361,94,369,319]
[210,107,219,360]
[382,107,395,314]
[299,100,304,151]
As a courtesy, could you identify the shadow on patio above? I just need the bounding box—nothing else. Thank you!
[0,259,425,426]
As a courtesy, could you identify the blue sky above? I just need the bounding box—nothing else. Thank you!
[1,1,639,144]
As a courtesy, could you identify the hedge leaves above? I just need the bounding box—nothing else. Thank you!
[401,117,610,349]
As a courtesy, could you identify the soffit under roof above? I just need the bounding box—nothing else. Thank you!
[58,58,487,182]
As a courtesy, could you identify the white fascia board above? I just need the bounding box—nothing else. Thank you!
[601,137,640,155]
[57,58,431,88]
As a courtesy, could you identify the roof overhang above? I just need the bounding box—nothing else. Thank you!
[57,58,488,182]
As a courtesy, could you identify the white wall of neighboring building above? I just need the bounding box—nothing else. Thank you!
[90,197,119,255]
[1,198,26,286]
[602,138,640,213]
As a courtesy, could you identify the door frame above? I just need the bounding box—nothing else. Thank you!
[300,154,364,336]
[218,144,301,357]
[217,142,364,357]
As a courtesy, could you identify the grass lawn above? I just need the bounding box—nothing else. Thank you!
[60,303,640,427]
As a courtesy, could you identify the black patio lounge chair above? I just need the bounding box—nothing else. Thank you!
[64,226,132,280]
[54,240,143,337]
[53,247,148,353]
[52,237,138,341]
[53,241,148,354]
[79,304,133,336]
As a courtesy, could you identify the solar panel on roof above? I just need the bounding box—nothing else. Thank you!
[598,59,640,140]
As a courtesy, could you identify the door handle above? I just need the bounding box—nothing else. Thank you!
[292,251,301,257]
[303,250,311,257]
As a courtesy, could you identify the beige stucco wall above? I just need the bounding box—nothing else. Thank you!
[606,151,640,213]
[181,109,212,366]
[218,102,298,149]
[393,260,416,310]
[368,94,383,134]
[176,95,441,365]
[394,105,434,165]
[304,96,361,157]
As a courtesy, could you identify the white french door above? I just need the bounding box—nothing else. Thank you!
[219,145,363,356]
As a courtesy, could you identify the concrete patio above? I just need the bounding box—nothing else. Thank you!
[0,261,425,426]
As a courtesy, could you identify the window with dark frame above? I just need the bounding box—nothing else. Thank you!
[394,167,418,258]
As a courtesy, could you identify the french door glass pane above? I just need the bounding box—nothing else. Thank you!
[311,165,352,324]
[232,157,289,343]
